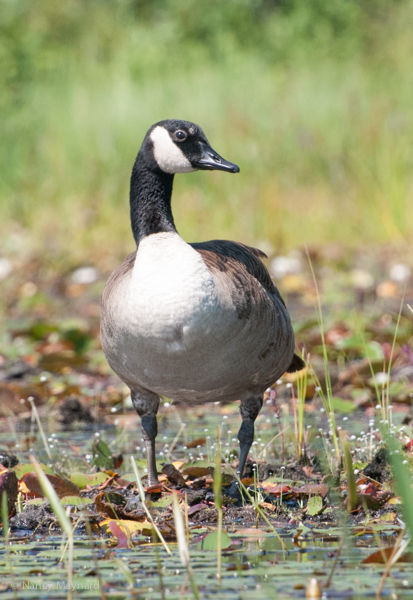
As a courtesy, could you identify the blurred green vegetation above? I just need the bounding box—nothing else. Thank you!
[1,0,413,268]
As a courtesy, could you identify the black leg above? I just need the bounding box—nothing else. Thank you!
[237,420,255,478]
[131,389,160,486]
[237,394,263,478]
[141,415,159,486]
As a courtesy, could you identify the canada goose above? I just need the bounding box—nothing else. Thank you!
[101,119,304,485]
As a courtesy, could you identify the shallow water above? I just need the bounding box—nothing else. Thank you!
[0,401,410,599]
[2,529,413,599]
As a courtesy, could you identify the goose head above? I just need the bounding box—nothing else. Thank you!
[143,119,240,175]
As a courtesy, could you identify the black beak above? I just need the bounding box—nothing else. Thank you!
[194,142,240,173]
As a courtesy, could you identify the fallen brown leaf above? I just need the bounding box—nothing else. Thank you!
[189,475,210,490]
[226,564,250,571]
[260,482,291,495]
[302,466,319,479]
[357,491,393,511]
[96,473,118,490]
[182,466,213,479]
[161,464,186,486]
[19,472,79,498]
[187,503,208,516]
[362,547,413,564]
[240,477,255,486]
[185,437,207,449]
[258,502,276,512]
[144,483,163,494]
[108,520,129,548]
[291,484,328,497]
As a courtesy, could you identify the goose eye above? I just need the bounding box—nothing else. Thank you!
[175,130,187,141]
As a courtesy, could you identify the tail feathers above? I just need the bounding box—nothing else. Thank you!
[286,353,306,373]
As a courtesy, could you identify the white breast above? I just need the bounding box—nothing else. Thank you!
[110,232,235,391]
[126,232,218,345]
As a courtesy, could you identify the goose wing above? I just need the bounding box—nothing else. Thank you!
[101,251,136,339]
[191,238,283,303]
[191,239,304,374]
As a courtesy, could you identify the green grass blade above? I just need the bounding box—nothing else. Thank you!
[343,443,357,513]
[130,456,171,555]
[387,437,413,551]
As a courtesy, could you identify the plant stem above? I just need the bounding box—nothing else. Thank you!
[130,457,171,554]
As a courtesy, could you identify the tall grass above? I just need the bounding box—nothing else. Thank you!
[307,250,341,465]
[2,1,413,267]
[172,492,199,599]
[213,435,223,582]
[295,355,308,460]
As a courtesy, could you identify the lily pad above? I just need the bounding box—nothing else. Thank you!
[307,495,323,516]
[200,530,232,550]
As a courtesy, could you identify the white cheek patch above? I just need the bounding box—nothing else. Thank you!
[150,126,196,174]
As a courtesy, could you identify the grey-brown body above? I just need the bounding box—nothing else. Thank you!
[101,233,295,404]
[100,119,304,484]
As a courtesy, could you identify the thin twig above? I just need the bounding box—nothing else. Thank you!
[172,492,199,599]
[28,398,51,459]
[324,531,344,588]
[130,457,171,554]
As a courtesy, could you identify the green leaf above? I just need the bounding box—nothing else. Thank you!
[29,322,58,341]
[25,498,48,506]
[121,471,142,481]
[200,530,232,550]
[331,397,356,413]
[307,495,323,516]
[70,472,110,489]
[61,327,93,355]
[387,436,413,551]
[61,496,94,506]
[336,334,367,350]
[91,439,114,470]
[293,523,312,538]
[14,463,55,479]
[148,495,173,509]
[363,341,384,360]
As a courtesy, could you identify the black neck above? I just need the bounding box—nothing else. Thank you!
[129,156,177,246]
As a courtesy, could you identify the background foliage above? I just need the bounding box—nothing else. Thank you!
[1,0,413,268]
